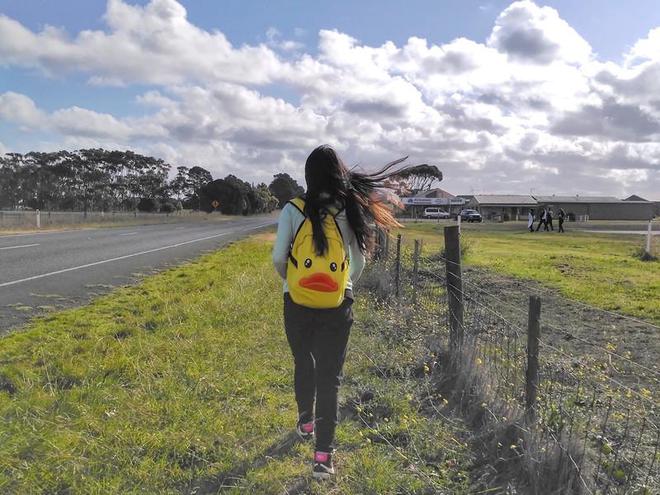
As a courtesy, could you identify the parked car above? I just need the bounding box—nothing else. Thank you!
[423,207,450,219]
[459,209,482,222]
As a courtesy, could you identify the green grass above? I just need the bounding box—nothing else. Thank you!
[396,222,660,323]
[0,232,472,494]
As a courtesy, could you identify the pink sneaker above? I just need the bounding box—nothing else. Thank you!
[313,450,335,479]
[296,420,314,440]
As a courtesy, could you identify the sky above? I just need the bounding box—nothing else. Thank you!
[1,0,659,198]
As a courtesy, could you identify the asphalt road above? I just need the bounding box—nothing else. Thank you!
[0,215,276,333]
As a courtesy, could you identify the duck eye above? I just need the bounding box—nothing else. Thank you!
[330,262,337,272]
[304,258,312,268]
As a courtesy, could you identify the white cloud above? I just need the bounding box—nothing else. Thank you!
[0,91,46,127]
[0,0,285,86]
[487,0,592,65]
[266,27,304,52]
[0,0,659,198]
[626,27,660,65]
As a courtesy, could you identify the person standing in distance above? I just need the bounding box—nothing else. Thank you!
[536,207,547,232]
[558,208,566,233]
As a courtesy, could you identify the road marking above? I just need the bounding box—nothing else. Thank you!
[0,222,273,288]
[0,229,99,239]
[119,232,138,236]
[0,243,40,251]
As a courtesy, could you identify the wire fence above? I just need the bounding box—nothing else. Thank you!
[359,227,658,494]
[0,209,212,229]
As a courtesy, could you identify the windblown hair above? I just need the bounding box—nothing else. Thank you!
[303,144,414,255]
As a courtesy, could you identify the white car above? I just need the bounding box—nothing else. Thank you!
[423,207,450,219]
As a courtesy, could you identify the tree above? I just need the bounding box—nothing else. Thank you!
[268,173,304,208]
[393,164,442,193]
[170,166,191,202]
[187,166,213,210]
[201,175,248,215]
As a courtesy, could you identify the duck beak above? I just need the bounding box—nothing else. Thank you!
[299,272,338,292]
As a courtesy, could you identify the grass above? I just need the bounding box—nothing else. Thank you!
[0,211,244,234]
[0,232,473,494]
[395,222,660,323]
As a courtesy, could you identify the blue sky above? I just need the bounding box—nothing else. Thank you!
[4,0,660,60]
[1,0,659,197]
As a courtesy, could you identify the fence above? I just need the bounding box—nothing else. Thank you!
[0,209,204,230]
[360,226,658,494]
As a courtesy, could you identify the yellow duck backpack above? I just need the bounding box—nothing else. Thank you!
[287,197,350,309]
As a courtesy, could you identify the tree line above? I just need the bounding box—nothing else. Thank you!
[0,149,305,215]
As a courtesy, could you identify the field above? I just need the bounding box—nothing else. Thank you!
[0,233,474,494]
[1,226,657,493]
[396,221,659,324]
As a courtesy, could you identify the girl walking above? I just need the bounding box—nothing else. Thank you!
[272,145,409,479]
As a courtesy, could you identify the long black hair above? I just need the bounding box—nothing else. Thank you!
[303,144,415,256]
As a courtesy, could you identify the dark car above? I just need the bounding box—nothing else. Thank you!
[459,209,482,222]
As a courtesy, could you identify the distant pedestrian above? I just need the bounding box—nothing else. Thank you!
[535,208,547,231]
[558,208,566,233]
[528,209,535,232]
[547,208,554,231]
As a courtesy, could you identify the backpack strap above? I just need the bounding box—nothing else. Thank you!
[288,197,306,216]
[287,197,306,268]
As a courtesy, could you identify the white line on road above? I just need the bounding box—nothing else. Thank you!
[119,232,138,236]
[0,229,97,239]
[0,222,273,288]
[0,243,40,251]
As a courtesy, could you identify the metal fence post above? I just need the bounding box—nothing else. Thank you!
[394,234,402,299]
[526,295,541,422]
[36,209,40,229]
[444,226,463,352]
[646,219,653,256]
[412,239,420,305]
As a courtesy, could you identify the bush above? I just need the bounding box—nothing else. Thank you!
[137,197,160,212]
[159,201,176,213]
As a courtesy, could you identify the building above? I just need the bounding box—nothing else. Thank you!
[404,190,657,221]
[460,194,537,221]
[401,188,466,217]
[535,195,655,221]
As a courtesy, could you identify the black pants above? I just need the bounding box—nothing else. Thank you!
[536,220,545,231]
[558,218,564,232]
[548,219,554,231]
[283,293,353,452]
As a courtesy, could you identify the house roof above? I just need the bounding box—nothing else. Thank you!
[413,188,456,199]
[624,194,648,201]
[471,194,537,206]
[534,195,621,203]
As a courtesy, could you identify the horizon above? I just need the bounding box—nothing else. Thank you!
[1,0,659,199]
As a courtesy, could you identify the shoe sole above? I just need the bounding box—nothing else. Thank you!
[295,429,313,441]
[312,471,333,480]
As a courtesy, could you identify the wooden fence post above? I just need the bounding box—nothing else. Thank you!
[525,295,541,422]
[444,226,463,351]
[394,234,402,299]
[384,231,390,261]
[412,239,420,305]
